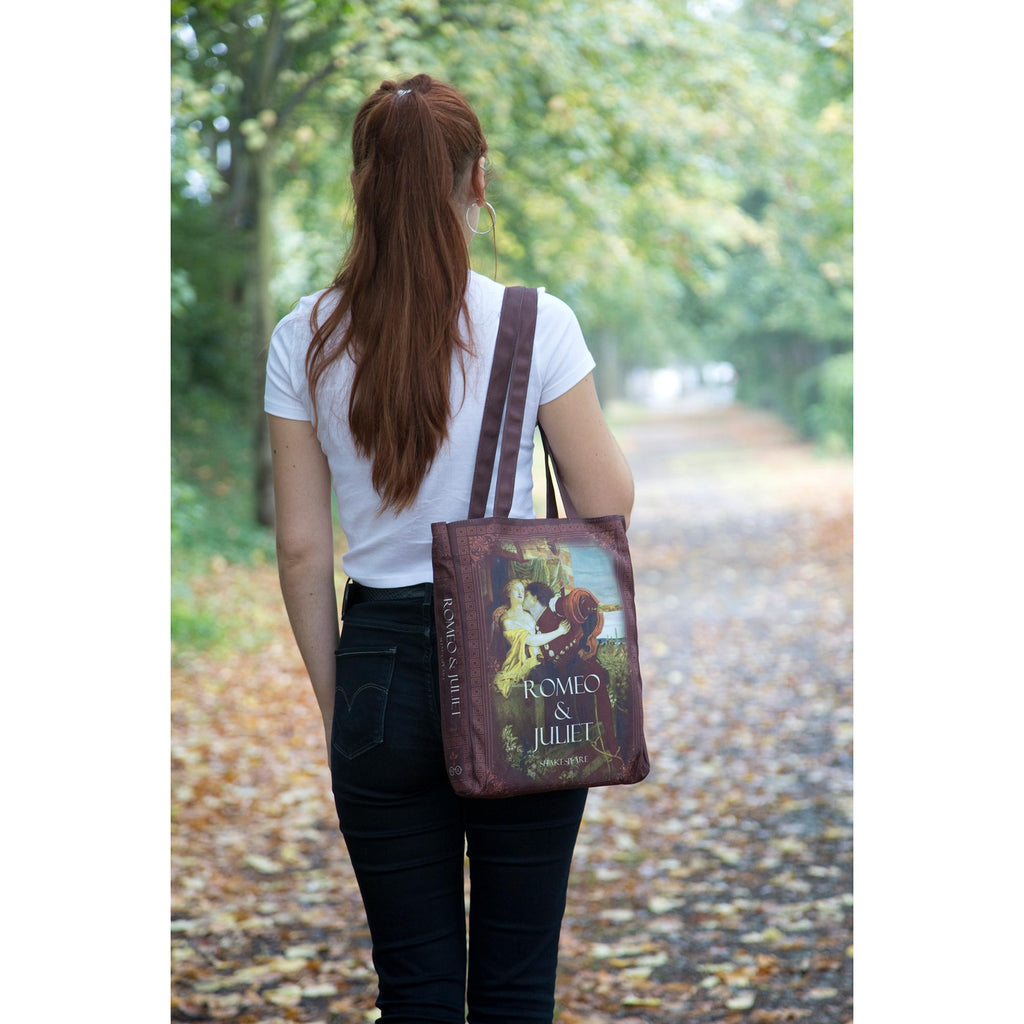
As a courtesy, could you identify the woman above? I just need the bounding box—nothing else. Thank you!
[265,74,634,1023]
[492,579,570,698]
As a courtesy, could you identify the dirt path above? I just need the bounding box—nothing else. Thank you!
[172,401,853,1023]
[555,401,853,1022]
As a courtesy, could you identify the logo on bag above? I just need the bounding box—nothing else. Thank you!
[448,765,462,776]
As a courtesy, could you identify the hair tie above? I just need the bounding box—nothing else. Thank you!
[396,89,410,96]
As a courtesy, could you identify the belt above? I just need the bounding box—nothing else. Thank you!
[343,579,431,615]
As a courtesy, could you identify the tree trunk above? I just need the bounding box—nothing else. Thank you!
[251,144,277,527]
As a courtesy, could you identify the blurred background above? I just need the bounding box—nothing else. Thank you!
[171,0,851,646]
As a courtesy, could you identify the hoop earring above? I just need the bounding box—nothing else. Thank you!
[466,200,496,236]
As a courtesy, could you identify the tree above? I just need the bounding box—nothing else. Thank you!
[172,0,431,523]
[172,0,853,532]
[713,0,853,443]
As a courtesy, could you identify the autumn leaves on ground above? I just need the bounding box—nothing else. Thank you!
[171,402,853,1023]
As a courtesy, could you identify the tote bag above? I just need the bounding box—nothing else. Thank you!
[431,286,650,797]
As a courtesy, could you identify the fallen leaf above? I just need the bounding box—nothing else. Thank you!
[172,404,853,1024]
[647,896,683,915]
[243,854,283,875]
[806,987,838,1000]
[263,982,303,1006]
[301,983,338,998]
[726,991,757,1010]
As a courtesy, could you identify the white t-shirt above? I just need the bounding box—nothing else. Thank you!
[264,271,596,586]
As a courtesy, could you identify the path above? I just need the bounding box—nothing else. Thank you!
[171,400,853,1023]
[556,401,853,1022]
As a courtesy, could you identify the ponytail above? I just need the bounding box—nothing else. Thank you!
[305,75,487,513]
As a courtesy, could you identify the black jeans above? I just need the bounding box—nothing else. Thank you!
[330,584,588,1023]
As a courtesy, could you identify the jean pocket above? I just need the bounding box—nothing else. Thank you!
[332,645,398,760]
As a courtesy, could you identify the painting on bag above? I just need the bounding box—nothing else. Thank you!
[433,513,649,797]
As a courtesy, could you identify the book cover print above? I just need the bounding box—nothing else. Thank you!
[455,528,641,790]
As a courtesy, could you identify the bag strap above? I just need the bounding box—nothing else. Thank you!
[539,425,579,520]
[469,285,577,522]
[493,288,538,516]
[468,286,530,519]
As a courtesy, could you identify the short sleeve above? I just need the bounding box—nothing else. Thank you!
[264,305,314,421]
[534,289,597,405]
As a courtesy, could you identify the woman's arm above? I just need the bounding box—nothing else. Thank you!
[524,620,572,648]
[538,373,635,529]
[503,623,569,649]
[268,414,339,759]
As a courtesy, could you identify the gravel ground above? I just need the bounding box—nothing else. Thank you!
[553,400,853,1023]
[171,399,853,1024]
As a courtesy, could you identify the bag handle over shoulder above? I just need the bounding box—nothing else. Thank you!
[467,287,527,519]
[493,288,537,516]
[468,285,576,522]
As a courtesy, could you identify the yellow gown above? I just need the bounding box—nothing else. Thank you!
[493,628,541,697]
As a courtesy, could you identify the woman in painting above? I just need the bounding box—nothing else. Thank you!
[491,578,570,697]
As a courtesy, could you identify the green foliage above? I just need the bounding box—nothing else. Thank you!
[172,389,276,652]
[806,350,853,453]
[171,0,854,523]
[171,194,252,401]
[172,389,276,570]
[171,579,223,651]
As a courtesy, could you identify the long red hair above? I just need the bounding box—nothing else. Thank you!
[305,74,487,513]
